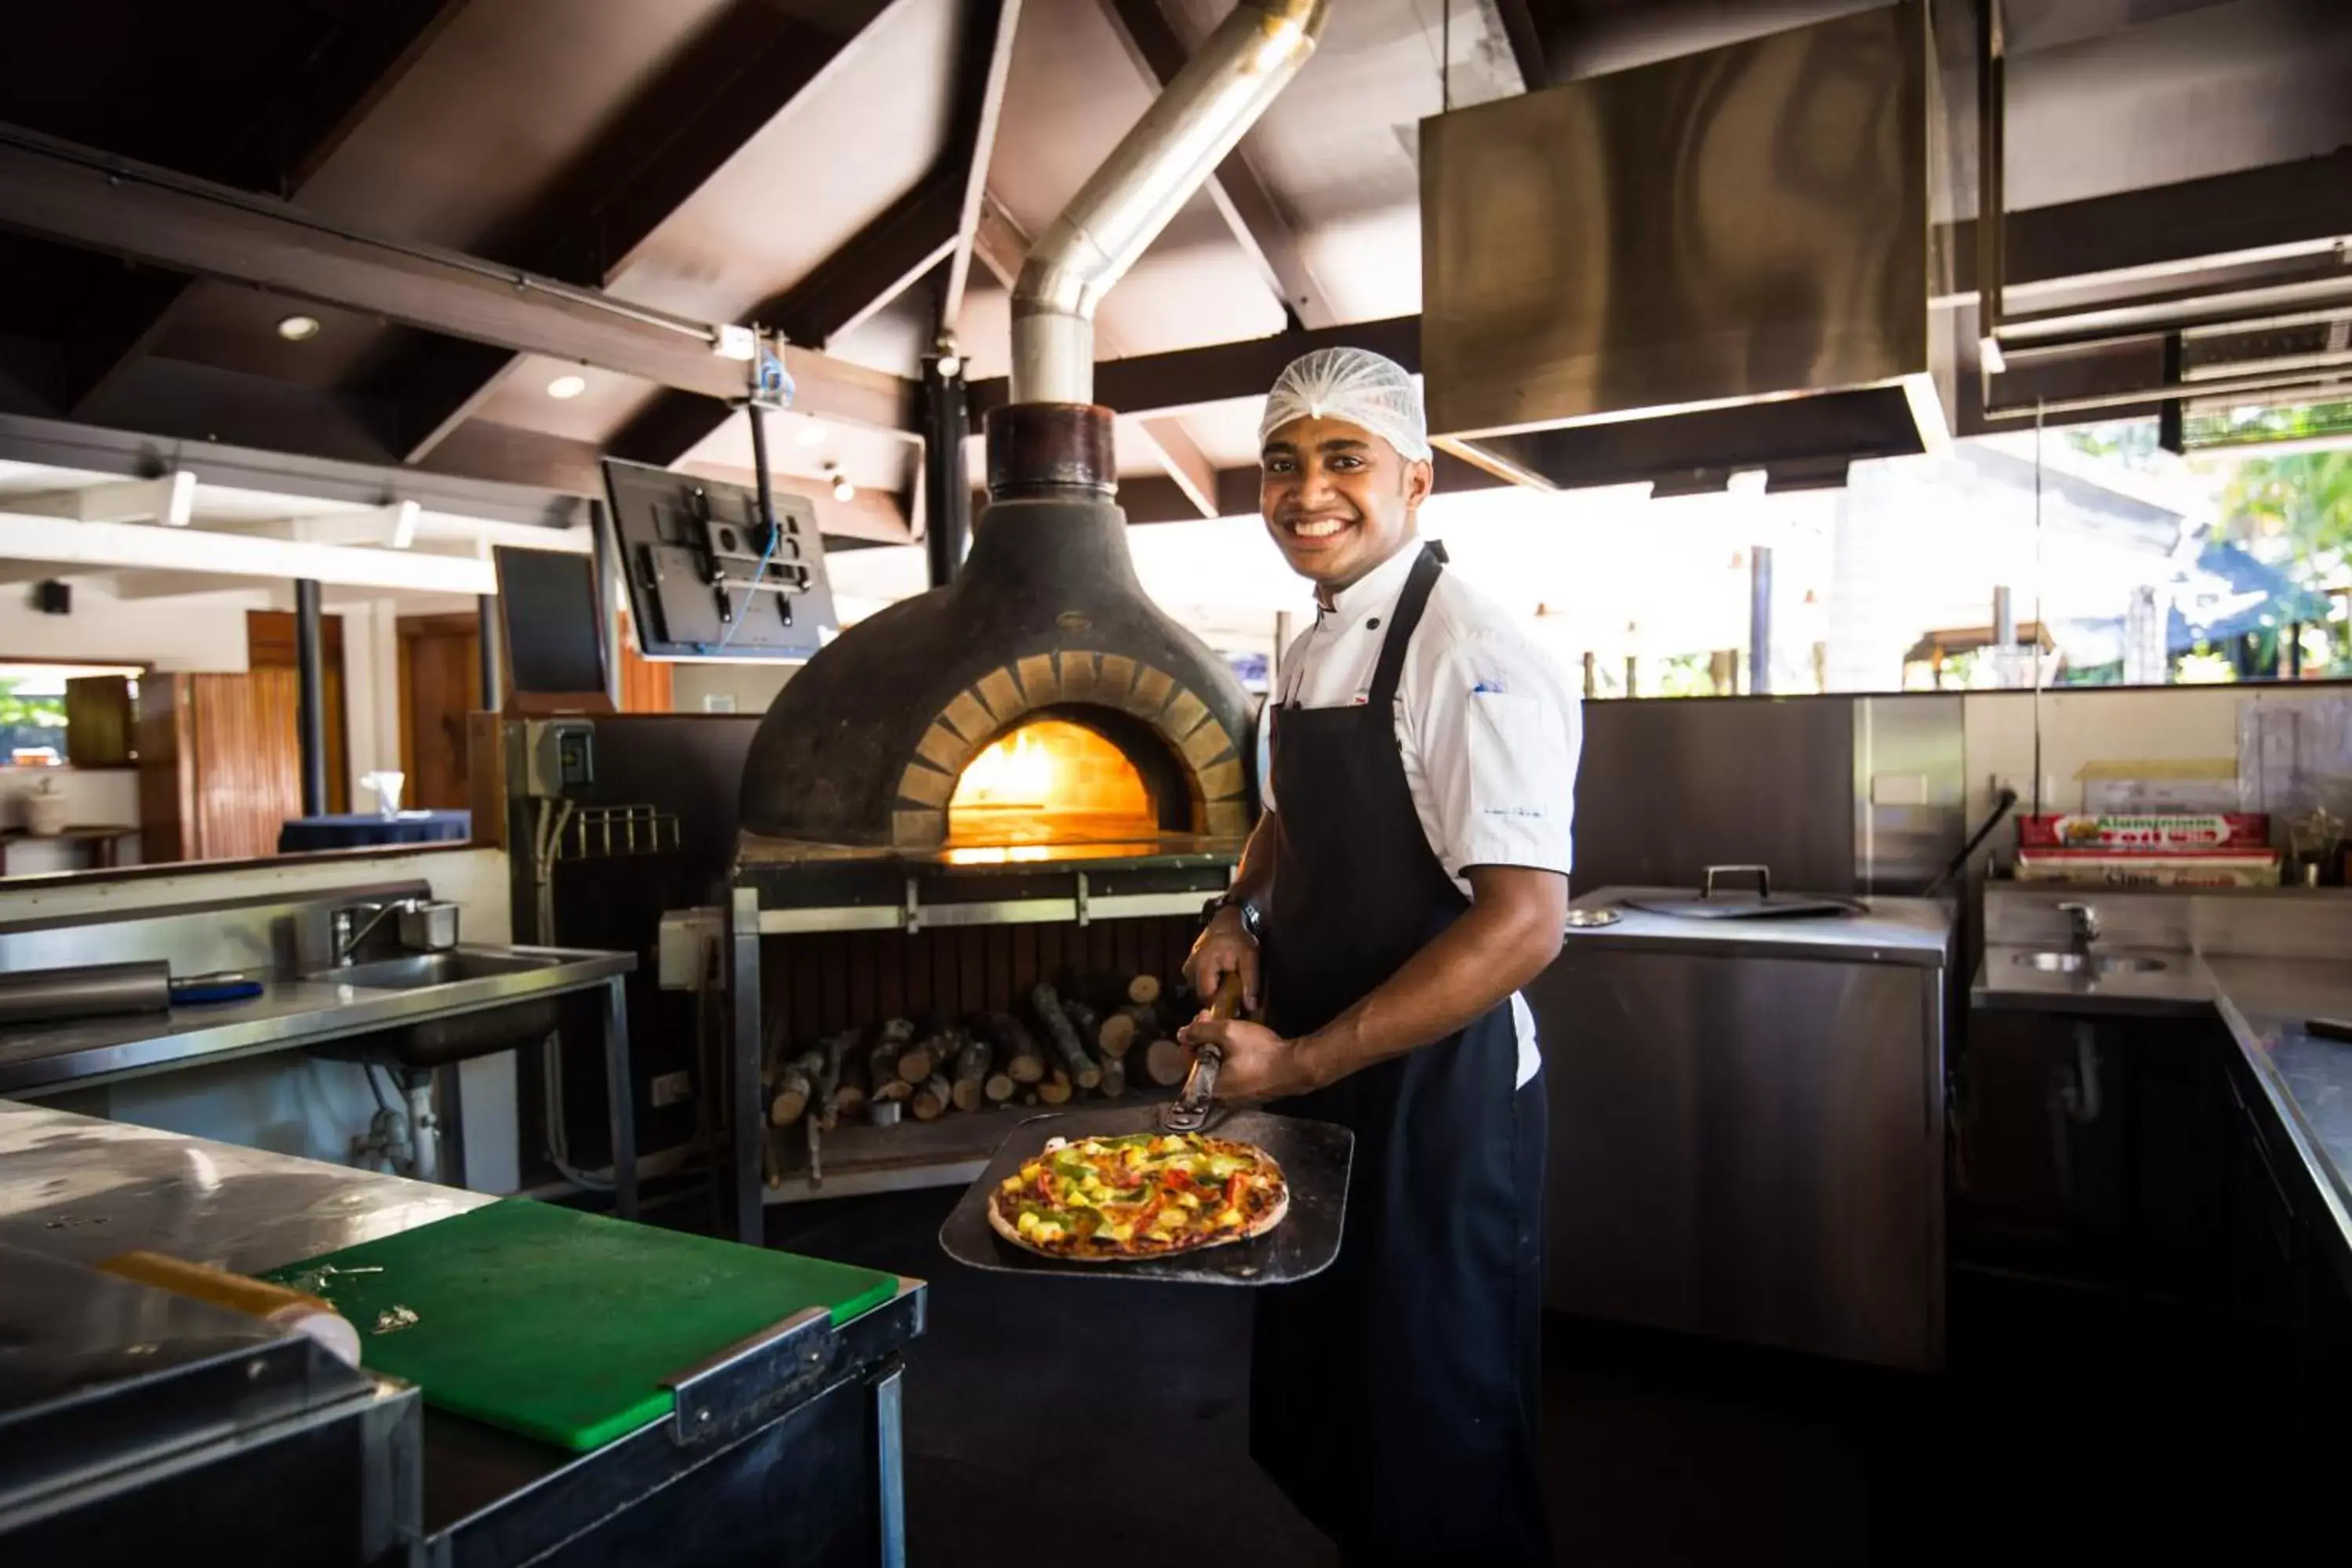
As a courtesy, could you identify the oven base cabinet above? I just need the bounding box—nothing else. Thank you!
[1529,938,1947,1371]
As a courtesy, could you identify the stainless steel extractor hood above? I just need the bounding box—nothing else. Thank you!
[1419,0,1952,494]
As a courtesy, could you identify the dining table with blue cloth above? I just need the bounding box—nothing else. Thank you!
[278,811,472,853]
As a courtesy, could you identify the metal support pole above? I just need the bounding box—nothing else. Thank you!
[1748,546,1774,695]
[1993,585,2016,649]
[1977,0,2006,347]
[921,355,971,588]
[728,883,764,1246]
[604,974,639,1221]
[589,498,622,706]
[873,1364,907,1568]
[294,578,329,814]
[476,593,503,711]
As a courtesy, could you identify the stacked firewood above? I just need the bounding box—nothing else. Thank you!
[760,970,1199,1136]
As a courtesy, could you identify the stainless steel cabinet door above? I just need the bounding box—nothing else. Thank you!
[1529,949,1943,1369]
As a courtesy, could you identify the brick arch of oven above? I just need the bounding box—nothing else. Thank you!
[889,649,1252,848]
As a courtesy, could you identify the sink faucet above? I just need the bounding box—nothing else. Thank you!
[331,898,422,967]
[2056,902,2101,960]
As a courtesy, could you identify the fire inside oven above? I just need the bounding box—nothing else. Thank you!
[943,709,1195,855]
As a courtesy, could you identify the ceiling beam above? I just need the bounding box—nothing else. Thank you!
[1131,418,1220,517]
[394,0,894,462]
[942,0,1024,332]
[1095,0,1335,329]
[608,0,1018,470]
[58,0,458,419]
[0,125,918,436]
[12,470,198,526]
[1485,0,1554,89]
[969,314,1420,424]
[0,511,496,594]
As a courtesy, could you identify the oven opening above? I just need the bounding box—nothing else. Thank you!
[946,707,1195,854]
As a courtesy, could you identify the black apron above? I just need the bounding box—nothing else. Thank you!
[1252,543,1551,1567]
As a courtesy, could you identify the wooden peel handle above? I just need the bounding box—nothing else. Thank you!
[1204,971,1245,1023]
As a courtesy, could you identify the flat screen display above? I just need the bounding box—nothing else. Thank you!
[601,459,837,660]
[493,546,607,696]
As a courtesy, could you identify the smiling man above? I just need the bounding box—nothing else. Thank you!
[1181,348,1580,1566]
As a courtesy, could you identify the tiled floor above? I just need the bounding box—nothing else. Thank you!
[768,1189,2325,1567]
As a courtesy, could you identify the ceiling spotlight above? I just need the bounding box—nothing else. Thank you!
[795,421,829,449]
[824,463,855,504]
[276,314,321,342]
[546,374,587,401]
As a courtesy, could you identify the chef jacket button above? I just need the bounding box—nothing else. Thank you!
[1367,616,1381,630]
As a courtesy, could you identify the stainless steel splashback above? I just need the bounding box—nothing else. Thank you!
[1570,694,1965,895]
[1419,0,1952,492]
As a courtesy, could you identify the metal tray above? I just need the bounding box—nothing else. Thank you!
[938,1104,1352,1286]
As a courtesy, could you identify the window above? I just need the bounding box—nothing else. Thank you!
[0,662,143,765]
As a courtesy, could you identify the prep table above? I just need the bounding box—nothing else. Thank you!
[0,1100,925,1567]
[1974,942,2352,1267]
[0,877,644,1217]
[1527,888,1955,1370]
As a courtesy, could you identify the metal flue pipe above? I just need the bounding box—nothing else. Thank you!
[1010,0,1327,406]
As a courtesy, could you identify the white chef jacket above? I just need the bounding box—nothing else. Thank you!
[1258,541,1583,1089]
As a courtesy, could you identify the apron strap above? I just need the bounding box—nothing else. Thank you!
[1367,543,1447,708]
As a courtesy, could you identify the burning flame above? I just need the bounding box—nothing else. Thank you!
[952,728,1057,809]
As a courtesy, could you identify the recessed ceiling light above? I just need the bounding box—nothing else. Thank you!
[795,422,828,448]
[276,314,321,342]
[546,374,587,401]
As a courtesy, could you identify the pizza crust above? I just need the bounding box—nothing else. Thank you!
[986,1136,1287,1263]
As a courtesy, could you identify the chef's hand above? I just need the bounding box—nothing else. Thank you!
[1184,906,1261,1014]
[1177,1015,1323,1102]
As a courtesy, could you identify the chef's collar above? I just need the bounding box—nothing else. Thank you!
[1316,539,1422,624]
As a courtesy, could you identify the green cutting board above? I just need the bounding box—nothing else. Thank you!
[267,1199,898,1452]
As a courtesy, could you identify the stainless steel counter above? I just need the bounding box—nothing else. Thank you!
[1976,945,2352,1259]
[1563,889,1955,966]
[0,943,632,1095]
[0,1098,495,1273]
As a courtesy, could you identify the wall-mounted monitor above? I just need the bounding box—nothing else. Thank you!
[601,459,837,661]
[492,544,608,702]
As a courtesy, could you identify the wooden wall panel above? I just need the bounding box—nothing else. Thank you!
[134,673,193,862]
[191,668,302,861]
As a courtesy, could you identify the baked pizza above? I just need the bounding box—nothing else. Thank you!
[987,1131,1287,1261]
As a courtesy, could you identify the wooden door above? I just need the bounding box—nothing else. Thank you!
[245,610,349,811]
[193,669,302,858]
[399,614,481,811]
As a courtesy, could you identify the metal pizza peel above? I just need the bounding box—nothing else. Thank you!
[938,975,1354,1285]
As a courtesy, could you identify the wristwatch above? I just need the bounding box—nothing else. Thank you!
[1203,891,1265,943]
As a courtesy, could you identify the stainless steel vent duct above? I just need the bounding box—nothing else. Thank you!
[1011,0,1328,406]
[1420,1,1952,493]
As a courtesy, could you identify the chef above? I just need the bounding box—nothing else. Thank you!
[1181,348,1577,1567]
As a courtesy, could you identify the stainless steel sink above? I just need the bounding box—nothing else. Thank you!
[2014,952,2171,975]
[325,950,568,990]
[310,949,572,1068]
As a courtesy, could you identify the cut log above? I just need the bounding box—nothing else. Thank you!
[984,1069,1017,1104]
[1021,1090,1040,1106]
[898,1017,946,1086]
[816,1029,859,1129]
[1144,1035,1190,1088]
[1062,998,1103,1055]
[975,1011,1045,1084]
[1036,1068,1073,1105]
[769,1047,824,1127]
[912,1073,953,1121]
[1098,1054,1127,1098]
[1099,1002,1160,1060]
[869,1097,903,1127]
[1127,973,1162,1006]
[868,1018,914,1102]
[1030,983,1101,1090]
[951,1034,993,1112]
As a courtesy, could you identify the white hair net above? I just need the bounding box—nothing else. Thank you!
[1258,347,1432,463]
